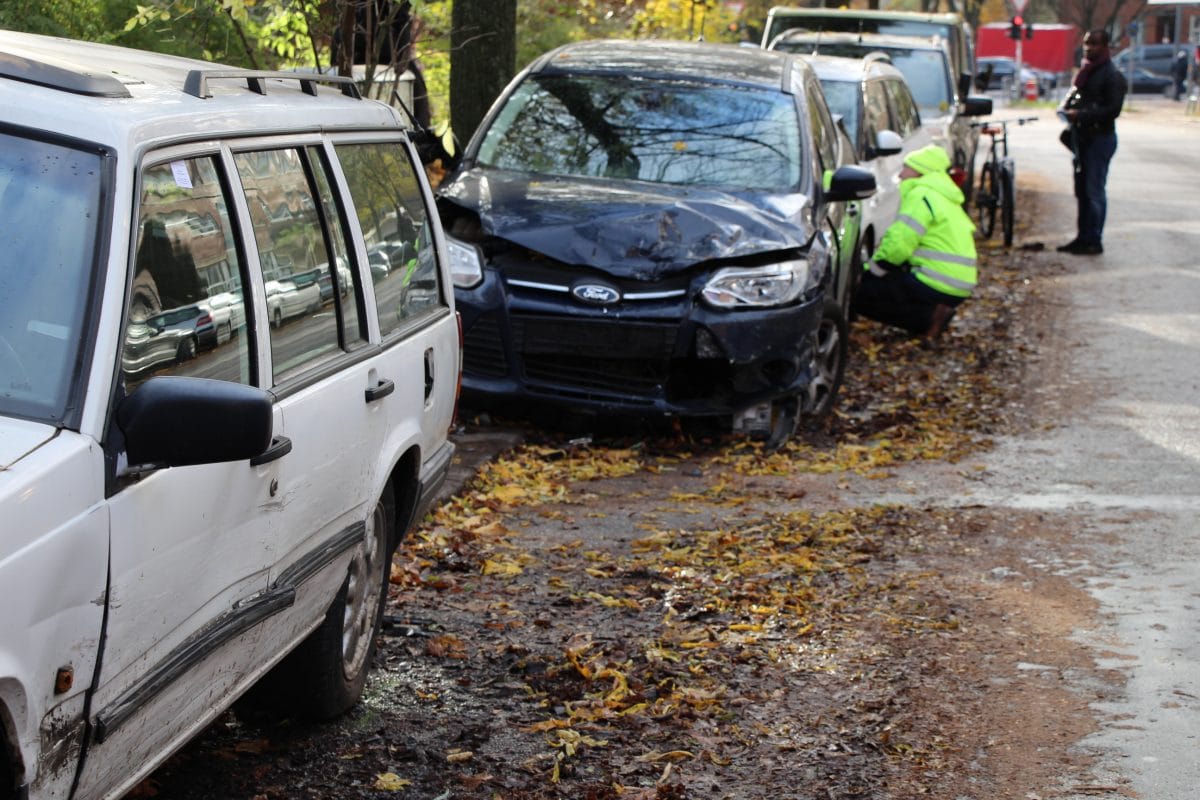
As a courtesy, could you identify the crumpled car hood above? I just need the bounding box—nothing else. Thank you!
[440,168,814,280]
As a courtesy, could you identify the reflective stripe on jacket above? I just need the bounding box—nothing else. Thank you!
[869,169,977,298]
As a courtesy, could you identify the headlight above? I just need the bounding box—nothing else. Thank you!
[446,236,484,289]
[701,259,815,309]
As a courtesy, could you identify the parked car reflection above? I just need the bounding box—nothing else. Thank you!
[121,304,213,376]
[264,256,322,327]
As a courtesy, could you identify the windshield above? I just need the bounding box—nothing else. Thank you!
[0,132,105,425]
[777,42,952,114]
[817,80,861,144]
[475,74,803,191]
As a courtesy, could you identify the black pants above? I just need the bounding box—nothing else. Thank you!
[852,269,964,336]
[1073,132,1116,247]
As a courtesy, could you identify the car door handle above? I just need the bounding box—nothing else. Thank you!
[365,378,395,403]
[250,435,292,466]
[424,348,434,401]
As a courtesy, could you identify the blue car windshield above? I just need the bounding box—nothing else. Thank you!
[0,132,104,425]
[475,74,804,191]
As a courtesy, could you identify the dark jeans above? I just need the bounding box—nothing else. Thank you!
[852,269,964,337]
[1074,132,1117,247]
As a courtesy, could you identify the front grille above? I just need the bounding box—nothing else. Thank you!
[512,314,677,397]
[463,314,508,378]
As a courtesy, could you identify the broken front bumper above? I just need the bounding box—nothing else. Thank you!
[456,270,823,418]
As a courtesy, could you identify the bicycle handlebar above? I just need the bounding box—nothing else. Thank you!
[970,116,1039,129]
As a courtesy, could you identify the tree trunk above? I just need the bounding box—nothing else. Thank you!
[451,0,517,146]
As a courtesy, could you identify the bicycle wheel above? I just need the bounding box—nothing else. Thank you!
[975,162,997,239]
[999,165,1015,247]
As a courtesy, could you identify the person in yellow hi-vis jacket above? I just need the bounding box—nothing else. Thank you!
[851,143,977,339]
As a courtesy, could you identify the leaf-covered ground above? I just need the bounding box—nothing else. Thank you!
[139,227,1109,798]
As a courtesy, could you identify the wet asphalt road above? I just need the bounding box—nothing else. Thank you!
[940,96,1200,797]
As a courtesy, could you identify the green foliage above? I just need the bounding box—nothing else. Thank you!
[631,0,739,41]
[413,0,453,135]
[0,0,110,40]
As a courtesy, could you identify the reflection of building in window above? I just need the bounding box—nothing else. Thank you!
[130,217,204,321]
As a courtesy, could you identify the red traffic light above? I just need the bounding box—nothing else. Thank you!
[1013,15,1023,26]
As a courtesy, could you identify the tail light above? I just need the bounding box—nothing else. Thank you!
[197,312,213,326]
[948,166,967,187]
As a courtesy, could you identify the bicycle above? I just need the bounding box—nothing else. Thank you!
[971,116,1036,246]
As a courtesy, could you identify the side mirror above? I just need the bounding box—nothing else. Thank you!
[959,72,973,98]
[871,130,904,158]
[975,64,995,92]
[117,376,273,470]
[825,164,876,202]
[962,95,994,117]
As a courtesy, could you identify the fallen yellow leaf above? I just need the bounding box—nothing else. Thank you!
[481,558,523,577]
[372,772,410,791]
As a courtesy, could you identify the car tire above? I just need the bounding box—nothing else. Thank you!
[176,336,197,362]
[271,308,282,329]
[219,321,232,344]
[847,234,872,322]
[240,485,395,721]
[804,299,848,420]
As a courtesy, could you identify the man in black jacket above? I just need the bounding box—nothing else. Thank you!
[1057,29,1126,256]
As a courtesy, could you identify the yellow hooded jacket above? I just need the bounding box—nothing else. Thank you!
[868,145,977,299]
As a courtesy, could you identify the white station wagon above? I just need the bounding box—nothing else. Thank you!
[0,30,460,800]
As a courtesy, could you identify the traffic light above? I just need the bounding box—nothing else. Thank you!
[1025,21,1034,39]
[1009,16,1023,40]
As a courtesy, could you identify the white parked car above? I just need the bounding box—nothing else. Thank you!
[769,31,991,198]
[801,54,933,264]
[0,29,460,800]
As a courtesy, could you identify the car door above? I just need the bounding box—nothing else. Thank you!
[861,77,902,241]
[804,74,860,313]
[333,137,459,471]
[228,141,388,643]
[229,135,456,666]
[78,151,274,799]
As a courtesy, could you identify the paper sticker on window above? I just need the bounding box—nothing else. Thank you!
[171,160,193,189]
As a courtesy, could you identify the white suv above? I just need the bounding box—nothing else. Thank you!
[0,30,459,800]
[800,54,933,262]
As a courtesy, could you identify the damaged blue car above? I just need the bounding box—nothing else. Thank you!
[438,40,875,442]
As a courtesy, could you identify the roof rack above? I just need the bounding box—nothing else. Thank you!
[183,70,361,100]
[0,51,131,98]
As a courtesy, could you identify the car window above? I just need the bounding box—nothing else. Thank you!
[884,79,921,136]
[234,148,350,383]
[306,145,365,347]
[863,80,891,147]
[867,48,951,115]
[125,156,251,390]
[0,130,104,424]
[475,74,803,191]
[818,79,862,146]
[336,141,446,338]
[804,78,837,173]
